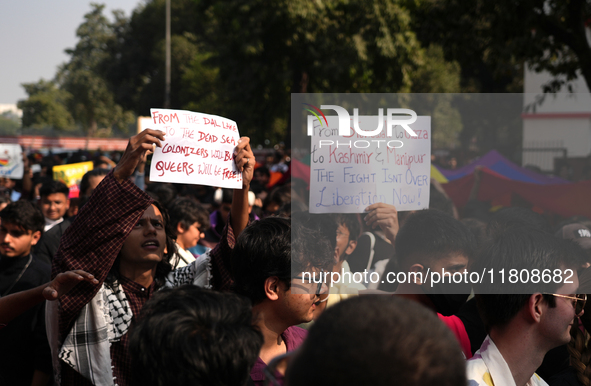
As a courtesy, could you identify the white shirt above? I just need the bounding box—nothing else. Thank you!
[467,335,548,386]
[44,217,63,232]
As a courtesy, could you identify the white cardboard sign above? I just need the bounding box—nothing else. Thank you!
[0,144,24,179]
[309,115,431,213]
[148,109,242,189]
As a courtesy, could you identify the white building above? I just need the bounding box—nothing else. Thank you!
[522,70,591,174]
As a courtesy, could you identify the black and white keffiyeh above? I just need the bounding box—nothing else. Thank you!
[47,252,212,386]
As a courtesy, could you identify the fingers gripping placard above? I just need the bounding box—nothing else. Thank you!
[147,109,242,189]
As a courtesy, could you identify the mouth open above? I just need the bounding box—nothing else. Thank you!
[141,240,161,249]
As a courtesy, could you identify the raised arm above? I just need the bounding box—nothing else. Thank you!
[206,137,254,290]
[53,130,164,337]
[231,137,254,236]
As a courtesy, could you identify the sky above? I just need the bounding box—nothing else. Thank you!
[0,0,145,106]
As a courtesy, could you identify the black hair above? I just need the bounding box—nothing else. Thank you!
[275,200,308,218]
[167,197,210,236]
[231,217,334,304]
[145,183,178,208]
[286,295,466,386]
[129,285,263,386]
[487,207,552,236]
[0,193,11,205]
[263,185,291,213]
[291,211,338,251]
[80,168,110,198]
[254,166,270,178]
[473,225,586,329]
[39,180,69,199]
[429,184,455,216]
[395,209,476,270]
[220,188,233,205]
[0,201,45,234]
[334,213,361,243]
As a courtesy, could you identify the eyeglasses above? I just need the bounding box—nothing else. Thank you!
[336,229,350,239]
[263,351,295,386]
[291,269,326,295]
[544,293,587,316]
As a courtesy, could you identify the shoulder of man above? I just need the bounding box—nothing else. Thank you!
[28,255,51,282]
[283,325,308,351]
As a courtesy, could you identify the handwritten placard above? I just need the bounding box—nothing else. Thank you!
[309,115,431,213]
[0,144,24,179]
[147,109,242,189]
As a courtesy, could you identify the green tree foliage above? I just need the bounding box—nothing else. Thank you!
[0,111,21,135]
[17,80,75,131]
[412,0,591,93]
[195,0,429,145]
[103,0,204,114]
[103,0,461,146]
[57,4,135,137]
[410,0,591,158]
[409,44,462,149]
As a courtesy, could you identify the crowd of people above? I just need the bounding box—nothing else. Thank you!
[1,130,591,386]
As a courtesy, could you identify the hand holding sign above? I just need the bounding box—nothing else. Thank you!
[363,203,400,244]
[233,137,254,188]
[114,129,165,183]
[148,109,242,189]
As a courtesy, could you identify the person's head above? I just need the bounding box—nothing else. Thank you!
[0,201,44,258]
[145,183,177,208]
[213,188,233,226]
[254,166,270,187]
[286,295,466,386]
[429,184,456,217]
[275,200,308,218]
[39,180,70,220]
[473,225,586,346]
[395,209,475,277]
[231,217,334,325]
[80,168,109,199]
[333,213,360,261]
[167,197,210,251]
[129,285,263,386]
[263,185,291,214]
[0,194,11,212]
[487,206,552,237]
[114,201,176,286]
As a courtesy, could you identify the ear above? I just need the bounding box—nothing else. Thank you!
[176,222,186,235]
[409,263,425,285]
[527,293,545,323]
[65,198,70,210]
[345,240,357,255]
[264,276,281,301]
[30,230,41,246]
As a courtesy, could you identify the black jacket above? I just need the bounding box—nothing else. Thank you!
[0,254,52,386]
